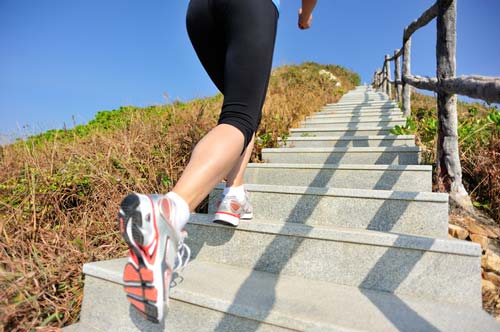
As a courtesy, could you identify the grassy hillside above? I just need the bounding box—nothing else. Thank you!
[0,62,360,331]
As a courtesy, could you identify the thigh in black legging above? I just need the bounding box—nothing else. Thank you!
[186,0,226,93]
[186,0,278,150]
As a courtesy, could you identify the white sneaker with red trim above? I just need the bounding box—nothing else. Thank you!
[118,193,190,323]
[212,190,253,227]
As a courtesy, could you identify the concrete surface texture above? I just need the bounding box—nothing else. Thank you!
[64,86,499,331]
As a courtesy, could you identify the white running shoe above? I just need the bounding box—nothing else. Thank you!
[212,189,253,227]
[118,193,190,323]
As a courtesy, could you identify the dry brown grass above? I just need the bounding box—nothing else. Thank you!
[0,62,359,331]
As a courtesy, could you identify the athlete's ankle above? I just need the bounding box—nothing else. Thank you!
[166,191,191,230]
[223,184,246,201]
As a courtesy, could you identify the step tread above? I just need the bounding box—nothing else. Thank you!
[243,163,431,192]
[299,126,405,130]
[305,117,405,122]
[322,106,398,110]
[214,183,447,202]
[281,135,414,141]
[188,214,479,256]
[291,126,398,131]
[318,111,402,115]
[263,146,420,153]
[321,108,400,111]
[302,121,405,126]
[247,163,430,171]
[82,259,498,332]
[328,101,395,105]
[62,323,100,332]
[308,114,404,118]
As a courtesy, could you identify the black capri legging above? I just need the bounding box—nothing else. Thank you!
[186,0,278,152]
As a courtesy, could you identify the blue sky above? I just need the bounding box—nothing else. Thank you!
[1,0,499,140]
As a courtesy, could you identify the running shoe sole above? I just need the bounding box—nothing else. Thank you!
[118,193,180,323]
[213,211,253,227]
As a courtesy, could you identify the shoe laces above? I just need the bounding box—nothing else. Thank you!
[174,240,191,272]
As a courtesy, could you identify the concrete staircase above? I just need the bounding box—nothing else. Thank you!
[64,86,499,331]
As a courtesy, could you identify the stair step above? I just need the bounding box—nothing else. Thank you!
[243,163,430,191]
[186,215,479,305]
[322,100,398,109]
[278,135,415,148]
[323,106,397,111]
[301,118,406,128]
[307,113,404,120]
[318,109,402,116]
[262,146,420,165]
[209,183,448,237]
[68,86,499,331]
[339,96,391,101]
[336,101,392,105]
[75,256,496,332]
[62,323,84,332]
[290,127,395,137]
[322,108,402,117]
[327,101,396,107]
[78,260,294,332]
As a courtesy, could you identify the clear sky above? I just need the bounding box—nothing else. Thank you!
[1,0,499,140]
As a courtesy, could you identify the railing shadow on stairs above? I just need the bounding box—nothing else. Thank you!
[110,86,444,332]
[209,91,436,332]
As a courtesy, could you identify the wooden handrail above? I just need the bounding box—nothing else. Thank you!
[403,2,439,42]
[403,75,500,103]
[374,0,500,108]
[371,0,500,211]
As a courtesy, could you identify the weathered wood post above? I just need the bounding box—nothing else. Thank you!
[436,0,472,210]
[385,55,392,98]
[381,63,385,94]
[379,71,382,90]
[383,64,387,94]
[376,69,381,91]
[375,70,381,90]
[378,69,382,92]
[383,61,388,95]
[394,49,402,103]
[402,33,412,116]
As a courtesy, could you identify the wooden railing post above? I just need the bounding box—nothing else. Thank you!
[378,69,382,92]
[402,35,412,116]
[381,63,385,93]
[383,68,387,94]
[378,67,385,92]
[394,49,402,103]
[436,0,472,209]
[385,55,392,98]
[374,70,380,90]
[376,69,382,91]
